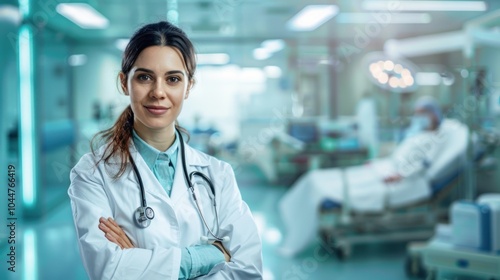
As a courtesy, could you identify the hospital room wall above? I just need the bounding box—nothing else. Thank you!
[23,27,75,215]
[0,21,19,244]
[335,55,372,117]
[69,43,128,161]
[410,52,459,115]
[1,23,88,219]
[474,46,500,195]
[179,65,268,141]
[71,43,127,123]
[476,46,500,117]
[230,57,333,181]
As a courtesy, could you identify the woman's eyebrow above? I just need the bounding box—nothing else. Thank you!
[166,70,185,76]
[135,68,185,76]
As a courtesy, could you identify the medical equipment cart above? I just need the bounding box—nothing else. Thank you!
[407,237,500,280]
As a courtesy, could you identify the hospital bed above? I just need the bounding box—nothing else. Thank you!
[317,121,480,260]
[319,169,463,260]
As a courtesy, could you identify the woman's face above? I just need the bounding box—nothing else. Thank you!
[121,46,191,136]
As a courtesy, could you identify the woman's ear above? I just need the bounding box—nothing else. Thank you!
[185,79,195,100]
[119,72,128,95]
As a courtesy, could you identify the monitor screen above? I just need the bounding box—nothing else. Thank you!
[288,122,319,144]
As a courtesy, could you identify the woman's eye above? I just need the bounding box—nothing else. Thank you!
[137,74,152,81]
[167,76,181,84]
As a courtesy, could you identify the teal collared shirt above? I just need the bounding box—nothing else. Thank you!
[132,130,179,196]
[132,130,224,279]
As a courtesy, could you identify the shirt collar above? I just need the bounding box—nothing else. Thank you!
[132,130,179,171]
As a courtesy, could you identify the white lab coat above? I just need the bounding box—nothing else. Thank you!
[279,119,468,256]
[68,140,263,280]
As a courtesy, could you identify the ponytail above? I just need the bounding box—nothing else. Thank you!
[91,106,134,179]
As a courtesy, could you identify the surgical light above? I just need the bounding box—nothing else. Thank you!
[378,73,389,84]
[384,60,394,71]
[403,75,415,86]
[394,64,403,74]
[287,5,339,31]
[56,3,109,29]
[389,77,399,88]
[363,52,419,93]
[401,69,412,77]
[362,1,487,12]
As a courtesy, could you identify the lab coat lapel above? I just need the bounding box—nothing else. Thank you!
[170,141,209,205]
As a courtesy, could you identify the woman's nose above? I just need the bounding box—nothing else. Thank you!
[150,80,167,99]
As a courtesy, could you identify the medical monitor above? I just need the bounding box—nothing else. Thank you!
[287,121,319,144]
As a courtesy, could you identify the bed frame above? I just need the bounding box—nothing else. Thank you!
[318,169,467,260]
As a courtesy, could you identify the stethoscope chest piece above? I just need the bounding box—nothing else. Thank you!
[134,206,155,228]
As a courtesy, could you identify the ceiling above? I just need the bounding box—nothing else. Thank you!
[24,0,500,67]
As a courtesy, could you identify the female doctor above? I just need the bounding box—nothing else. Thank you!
[68,21,263,279]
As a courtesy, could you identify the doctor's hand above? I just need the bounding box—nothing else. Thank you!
[98,217,135,249]
[383,173,403,184]
[212,241,231,262]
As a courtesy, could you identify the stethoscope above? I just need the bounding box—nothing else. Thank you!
[130,129,229,243]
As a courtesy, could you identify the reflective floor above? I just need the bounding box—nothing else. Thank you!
[0,164,484,280]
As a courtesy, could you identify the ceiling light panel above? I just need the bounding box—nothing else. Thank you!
[56,3,109,29]
[287,5,339,31]
[362,1,487,12]
[337,13,431,24]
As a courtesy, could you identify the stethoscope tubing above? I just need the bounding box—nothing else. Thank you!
[130,128,225,241]
[179,131,223,242]
[129,155,147,208]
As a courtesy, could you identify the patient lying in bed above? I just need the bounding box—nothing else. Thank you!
[278,97,469,256]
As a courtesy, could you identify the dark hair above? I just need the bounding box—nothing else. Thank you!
[91,21,195,178]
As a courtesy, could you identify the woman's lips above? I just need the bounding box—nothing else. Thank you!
[144,105,169,115]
